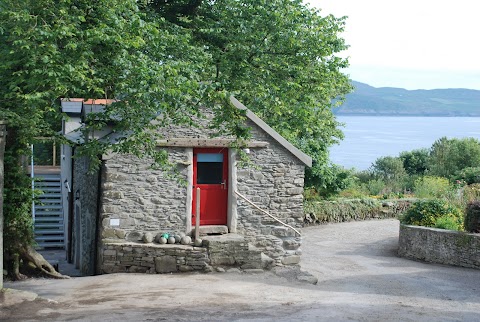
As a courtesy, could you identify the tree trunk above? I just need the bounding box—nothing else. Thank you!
[19,245,70,279]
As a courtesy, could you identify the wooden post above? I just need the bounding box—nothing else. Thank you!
[0,121,7,289]
[195,187,200,241]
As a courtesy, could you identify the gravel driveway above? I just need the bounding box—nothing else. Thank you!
[3,219,480,321]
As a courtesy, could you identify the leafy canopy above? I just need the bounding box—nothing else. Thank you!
[148,0,352,185]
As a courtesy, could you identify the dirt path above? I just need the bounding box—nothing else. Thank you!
[3,219,480,321]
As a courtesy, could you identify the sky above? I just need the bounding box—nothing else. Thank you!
[306,0,480,90]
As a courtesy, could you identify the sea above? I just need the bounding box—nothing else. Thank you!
[330,116,480,170]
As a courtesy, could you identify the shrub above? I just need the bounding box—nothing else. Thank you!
[401,199,462,228]
[413,176,453,199]
[434,215,463,231]
[463,183,480,203]
[364,179,386,196]
[465,201,480,233]
[454,167,480,185]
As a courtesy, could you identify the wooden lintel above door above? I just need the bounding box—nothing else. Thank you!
[156,138,268,148]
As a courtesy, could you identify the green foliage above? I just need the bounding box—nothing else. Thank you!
[413,176,453,199]
[0,0,351,269]
[371,156,407,181]
[434,215,463,231]
[305,198,413,224]
[454,167,480,185]
[162,0,353,187]
[464,201,480,233]
[308,164,357,198]
[429,137,480,178]
[3,129,36,255]
[399,148,429,176]
[462,183,480,204]
[364,179,387,196]
[401,199,462,228]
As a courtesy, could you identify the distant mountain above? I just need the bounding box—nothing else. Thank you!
[334,81,480,116]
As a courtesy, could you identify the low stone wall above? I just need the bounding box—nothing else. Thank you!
[100,233,286,274]
[398,225,480,269]
[304,198,413,225]
[101,242,210,274]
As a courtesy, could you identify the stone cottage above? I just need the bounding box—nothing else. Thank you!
[60,96,311,275]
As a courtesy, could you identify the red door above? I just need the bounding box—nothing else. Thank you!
[192,148,228,225]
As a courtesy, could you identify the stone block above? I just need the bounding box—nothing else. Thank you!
[283,239,301,250]
[115,229,127,239]
[102,229,117,239]
[155,255,177,273]
[128,266,149,273]
[179,265,194,272]
[126,231,143,242]
[104,249,117,256]
[143,232,154,243]
[281,255,301,265]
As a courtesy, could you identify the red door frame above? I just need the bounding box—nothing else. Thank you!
[192,148,228,225]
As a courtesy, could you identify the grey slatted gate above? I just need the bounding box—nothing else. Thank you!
[34,173,65,249]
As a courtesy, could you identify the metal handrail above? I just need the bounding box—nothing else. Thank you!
[234,190,301,236]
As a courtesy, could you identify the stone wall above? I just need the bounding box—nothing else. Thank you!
[304,199,413,225]
[96,113,306,272]
[398,224,480,269]
[236,122,304,266]
[99,148,189,243]
[100,233,274,274]
[101,242,210,274]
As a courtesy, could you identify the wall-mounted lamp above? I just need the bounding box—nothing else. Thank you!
[64,179,71,193]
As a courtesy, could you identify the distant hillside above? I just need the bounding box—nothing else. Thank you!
[334,81,480,116]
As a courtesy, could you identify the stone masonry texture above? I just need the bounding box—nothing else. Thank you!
[398,224,480,269]
[96,112,306,273]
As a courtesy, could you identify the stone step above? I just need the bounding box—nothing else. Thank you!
[193,225,228,236]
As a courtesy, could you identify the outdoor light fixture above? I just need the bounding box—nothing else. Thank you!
[64,179,71,193]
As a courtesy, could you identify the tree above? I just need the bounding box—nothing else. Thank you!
[399,148,429,176]
[148,0,352,186]
[371,156,406,181]
[0,0,219,278]
[0,0,351,276]
[429,137,480,178]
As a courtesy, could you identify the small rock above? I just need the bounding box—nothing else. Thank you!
[180,236,192,245]
[297,275,318,285]
[179,232,186,238]
[168,236,176,244]
[159,237,167,244]
[215,267,226,273]
[143,232,154,243]
[194,238,203,247]
[174,235,181,243]
[281,255,301,265]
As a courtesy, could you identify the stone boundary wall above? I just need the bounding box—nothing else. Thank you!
[101,234,277,274]
[101,242,210,274]
[398,225,480,269]
[304,199,413,225]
